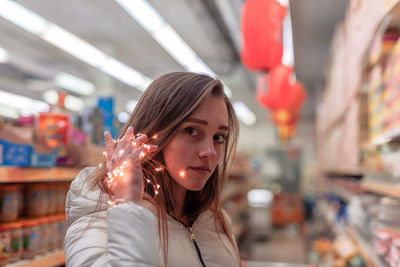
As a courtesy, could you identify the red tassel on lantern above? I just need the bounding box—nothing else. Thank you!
[241,0,286,70]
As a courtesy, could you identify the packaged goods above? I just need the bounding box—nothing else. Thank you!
[20,219,39,259]
[0,225,10,266]
[36,217,49,254]
[3,222,22,263]
[26,184,49,217]
[0,185,19,222]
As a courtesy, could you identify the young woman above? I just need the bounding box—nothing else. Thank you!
[64,72,241,266]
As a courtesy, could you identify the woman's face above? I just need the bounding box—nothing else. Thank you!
[163,94,229,192]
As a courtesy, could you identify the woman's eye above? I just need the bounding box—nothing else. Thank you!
[184,127,199,137]
[214,134,226,144]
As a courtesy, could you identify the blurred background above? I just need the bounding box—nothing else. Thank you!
[0,0,399,266]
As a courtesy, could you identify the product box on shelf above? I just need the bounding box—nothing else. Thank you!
[0,139,32,167]
[31,148,57,168]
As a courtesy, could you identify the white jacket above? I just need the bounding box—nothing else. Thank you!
[64,167,240,267]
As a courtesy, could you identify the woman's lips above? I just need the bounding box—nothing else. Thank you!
[189,166,211,174]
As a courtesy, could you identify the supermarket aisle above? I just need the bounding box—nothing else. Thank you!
[250,226,307,263]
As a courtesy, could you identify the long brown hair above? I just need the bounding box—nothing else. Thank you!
[88,72,240,264]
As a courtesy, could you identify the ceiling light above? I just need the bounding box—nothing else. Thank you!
[54,72,95,96]
[116,0,164,33]
[282,6,294,66]
[0,0,48,34]
[0,1,151,92]
[233,101,256,126]
[42,90,59,105]
[116,0,232,97]
[125,99,138,113]
[118,111,130,123]
[42,24,107,68]
[100,58,150,91]
[0,46,9,63]
[64,95,84,111]
[0,104,18,119]
[0,90,49,114]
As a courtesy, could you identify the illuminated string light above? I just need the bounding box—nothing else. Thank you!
[179,170,185,178]
[98,163,103,167]
[105,131,164,205]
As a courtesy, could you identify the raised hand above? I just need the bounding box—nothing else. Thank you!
[103,126,158,202]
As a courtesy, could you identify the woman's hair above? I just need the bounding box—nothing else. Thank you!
[88,72,240,264]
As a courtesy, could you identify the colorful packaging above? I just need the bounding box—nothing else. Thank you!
[0,185,19,222]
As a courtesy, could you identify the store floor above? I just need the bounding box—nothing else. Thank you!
[249,225,307,264]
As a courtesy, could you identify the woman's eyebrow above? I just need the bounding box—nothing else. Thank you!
[186,118,229,131]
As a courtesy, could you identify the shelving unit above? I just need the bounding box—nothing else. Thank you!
[361,179,400,199]
[0,167,80,183]
[346,227,386,267]
[0,166,79,266]
[8,250,65,267]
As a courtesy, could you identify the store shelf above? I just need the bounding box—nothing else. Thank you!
[370,125,400,145]
[346,227,386,267]
[330,184,355,202]
[8,250,64,267]
[361,179,400,199]
[0,167,81,183]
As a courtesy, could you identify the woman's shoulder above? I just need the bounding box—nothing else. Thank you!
[66,167,109,226]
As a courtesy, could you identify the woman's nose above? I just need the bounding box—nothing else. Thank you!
[198,139,217,159]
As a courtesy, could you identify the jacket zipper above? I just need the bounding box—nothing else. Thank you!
[172,218,207,267]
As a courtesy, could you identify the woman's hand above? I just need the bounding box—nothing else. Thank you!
[104,126,158,202]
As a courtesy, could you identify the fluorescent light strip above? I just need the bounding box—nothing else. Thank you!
[116,0,233,97]
[233,101,256,126]
[0,46,9,63]
[0,0,151,92]
[0,90,49,114]
[54,72,95,96]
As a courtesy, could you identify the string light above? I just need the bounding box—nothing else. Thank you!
[98,163,103,167]
[179,170,185,178]
[104,131,163,205]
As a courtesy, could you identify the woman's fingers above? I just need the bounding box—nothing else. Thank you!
[104,131,115,171]
[127,143,158,166]
[119,134,148,160]
[116,126,134,152]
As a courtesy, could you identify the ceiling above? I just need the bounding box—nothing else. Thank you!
[0,0,349,126]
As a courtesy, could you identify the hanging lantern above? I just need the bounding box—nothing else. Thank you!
[241,0,286,70]
[281,81,307,113]
[256,64,292,109]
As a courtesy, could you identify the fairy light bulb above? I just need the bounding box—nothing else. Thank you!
[179,170,186,178]
[152,134,158,139]
[156,184,160,189]
[139,151,146,159]
[123,160,128,165]
[103,151,107,156]
[155,167,162,172]
[98,163,103,168]
[119,150,124,156]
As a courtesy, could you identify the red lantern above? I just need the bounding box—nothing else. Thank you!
[241,0,286,70]
[281,81,307,113]
[256,64,292,109]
